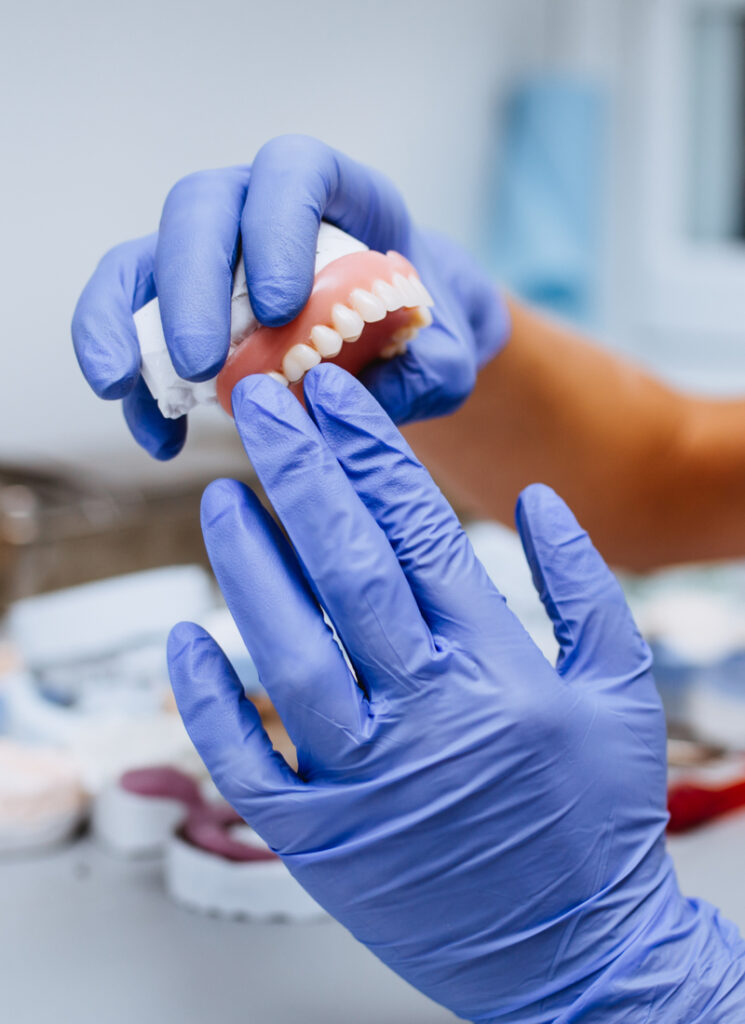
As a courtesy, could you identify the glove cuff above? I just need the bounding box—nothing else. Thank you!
[561,864,745,1022]
[474,286,511,371]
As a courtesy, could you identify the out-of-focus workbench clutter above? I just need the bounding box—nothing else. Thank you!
[0,462,211,609]
[0,460,312,925]
[625,565,745,837]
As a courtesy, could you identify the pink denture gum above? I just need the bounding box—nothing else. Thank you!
[216,248,433,414]
[112,765,323,919]
[134,224,435,420]
[121,766,275,862]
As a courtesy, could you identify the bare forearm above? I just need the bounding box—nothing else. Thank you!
[404,297,745,570]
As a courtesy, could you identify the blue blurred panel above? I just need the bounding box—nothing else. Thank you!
[488,76,606,325]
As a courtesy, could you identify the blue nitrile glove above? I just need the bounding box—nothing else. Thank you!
[168,365,745,1022]
[71,135,510,460]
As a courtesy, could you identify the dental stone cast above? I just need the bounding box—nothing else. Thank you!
[134,222,435,419]
[134,223,366,419]
[94,765,326,920]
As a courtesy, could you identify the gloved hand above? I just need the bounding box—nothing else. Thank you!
[168,365,745,1022]
[71,135,510,460]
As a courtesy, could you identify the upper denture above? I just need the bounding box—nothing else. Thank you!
[216,249,434,413]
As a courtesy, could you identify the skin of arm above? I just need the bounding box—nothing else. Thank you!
[404,295,745,570]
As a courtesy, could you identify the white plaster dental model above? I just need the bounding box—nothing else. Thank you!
[0,739,87,854]
[93,766,200,857]
[165,823,324,923]
[94,766,324,921]
[134,222,434,419]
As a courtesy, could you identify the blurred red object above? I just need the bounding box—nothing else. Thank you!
[668,770,745,833]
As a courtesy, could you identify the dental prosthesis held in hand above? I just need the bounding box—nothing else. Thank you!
[134,222,434,419]
[72,137,510,459]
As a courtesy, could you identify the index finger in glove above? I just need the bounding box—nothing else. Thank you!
[241,134,411,327]
[230,373,435,696]
[71,233,156,399]
[155,166,250,381]
[303,365,500,642]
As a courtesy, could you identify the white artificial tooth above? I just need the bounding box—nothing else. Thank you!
[408,274,434,307]
[282,343,321,383]
[310,324,343,358]
[405,275,425,304]
[392,326,419,344]
[331,303,364,341]
[350,288,386,323]
[392,273,419,307]
[266,370,290,387]
[380,339,408,359]
[412,305,433,328]
[372,279,403,312]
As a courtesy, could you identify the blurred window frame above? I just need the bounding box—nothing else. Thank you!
[635,0,745,339]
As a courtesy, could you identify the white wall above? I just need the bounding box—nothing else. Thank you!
[0,0,542,482]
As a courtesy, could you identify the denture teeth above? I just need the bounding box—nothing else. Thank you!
[392,326,419,344]
[350,288,386,323]
[266,370,290,387]
[372,279,404,312]
[310,324,343,358]
[380,338,409,359]
[282,343,321,383]
[412,305,433,328]
[392,273,420,307]
[408,274,435,307]
[331,303,364,342]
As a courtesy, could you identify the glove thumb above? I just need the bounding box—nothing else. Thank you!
[515,484,652,699]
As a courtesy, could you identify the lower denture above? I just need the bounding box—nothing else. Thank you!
[215,249,434,414]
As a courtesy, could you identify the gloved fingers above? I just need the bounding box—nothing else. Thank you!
[231,374,435,694]
[360,320,477,424]
[167,621,300,848]
[418,229,511,370]
[122,376,187,460]
[200,478,369,760]
[304,364,500,642]
[515,483,653,693]
[241,134,410,327]
[71,233,157,399]
[155,165,250,381]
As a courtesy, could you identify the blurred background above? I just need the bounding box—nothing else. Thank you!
[4,1,745,1021]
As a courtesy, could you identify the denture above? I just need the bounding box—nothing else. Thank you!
[134,223,434,419]
[215,245,434,412]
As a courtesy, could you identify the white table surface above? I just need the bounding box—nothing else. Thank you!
[1,815,743,1024]
[0,837,455,1024]
[668,812,745,928]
